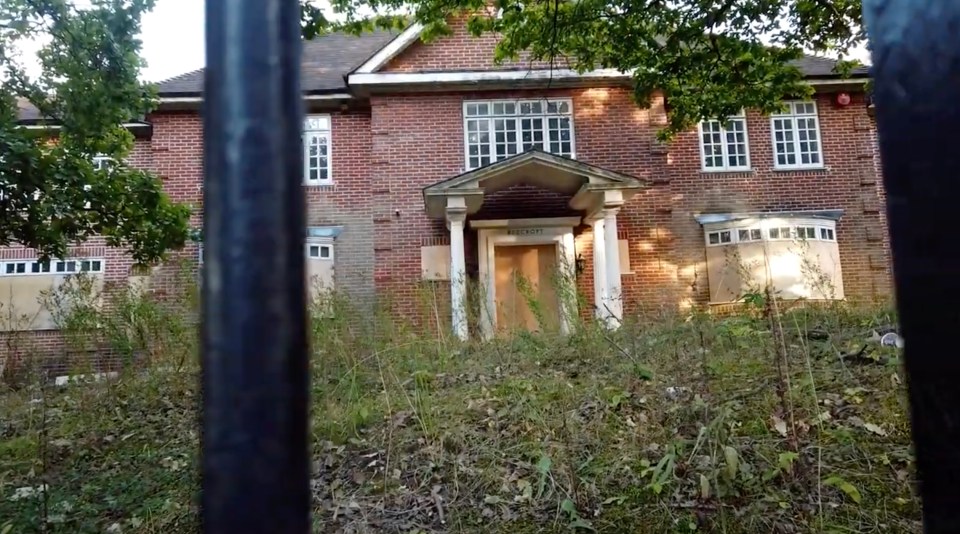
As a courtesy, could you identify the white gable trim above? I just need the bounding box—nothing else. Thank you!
[353,23,425,74]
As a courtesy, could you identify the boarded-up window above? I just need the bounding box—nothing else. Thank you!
[703,218,844,303]
[421,245,451,281]
[0,258,106,331]
[306,240,335,317]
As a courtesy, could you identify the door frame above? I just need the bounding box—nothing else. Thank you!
[472,217,580,339]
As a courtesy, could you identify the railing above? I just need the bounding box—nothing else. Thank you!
[865,0,960,531]
[201,1,310,532]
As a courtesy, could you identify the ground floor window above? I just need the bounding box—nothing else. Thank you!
[0,256,106,331]
[305,231,336,317]
[701,215,844,303]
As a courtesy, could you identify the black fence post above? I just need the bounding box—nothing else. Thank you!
[864,1,960,531]
[200,0,310,532]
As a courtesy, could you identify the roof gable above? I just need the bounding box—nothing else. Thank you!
[422,150,646,217]
[356,19,869,78]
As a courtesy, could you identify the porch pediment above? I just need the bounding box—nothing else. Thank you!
[422,150,646,218]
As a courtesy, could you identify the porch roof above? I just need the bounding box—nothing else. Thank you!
[422,150,646,218]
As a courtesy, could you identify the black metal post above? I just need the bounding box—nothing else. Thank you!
[201,0,309,531]
[864,1,960,531]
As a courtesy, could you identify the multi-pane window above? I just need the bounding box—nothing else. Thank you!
[303,115,332,185]
[795,226,817,240]
[767,226,793,240]
[92,155,112,171]
[706,224,838,246]
[771,101,823,169]
[307,243,333,260]
[463,99,574,169]
[0,259,103,276]
[707,230,733,245]
[699,113,750,171]
[738,228,763,242]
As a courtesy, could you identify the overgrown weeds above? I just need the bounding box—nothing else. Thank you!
[0,267,918,533]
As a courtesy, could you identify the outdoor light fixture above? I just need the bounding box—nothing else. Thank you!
[575,253,586,276]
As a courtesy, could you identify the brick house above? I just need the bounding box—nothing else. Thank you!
[5,19,890,344]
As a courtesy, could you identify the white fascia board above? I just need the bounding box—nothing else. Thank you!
[348,69,867,88]
[157,96,203,104]
[353,23,425,74]
[305,93,354,101]
[156,92,354,105]
[807,78,870,87]
[21,122,148,130]
[348,68,632,86]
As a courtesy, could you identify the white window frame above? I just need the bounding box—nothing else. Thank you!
[0,258,104,277]
[303,115,332,185]
[770,101,824,170]
[697,112,751,172]
[462,98,576,170]
[306,242,334,261]
[92,155,112,171]
[705,220,838,247]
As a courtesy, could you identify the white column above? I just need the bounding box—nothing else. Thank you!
[590,218,608,322]
[603,208,623,327]
[447,198,468,341]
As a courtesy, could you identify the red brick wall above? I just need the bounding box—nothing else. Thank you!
[665,92,890,306]
[365,86,889,322]
[383,14,559,73]
[366,87,675,318]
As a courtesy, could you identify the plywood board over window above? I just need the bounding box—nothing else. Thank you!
[305,240,336,317]
[0,258,105,331]
[702,217,844,303]
[421,245,451,281]
[619,239,632,274]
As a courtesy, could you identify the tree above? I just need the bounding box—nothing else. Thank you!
[0,0,189,265]
[301,0,866,138]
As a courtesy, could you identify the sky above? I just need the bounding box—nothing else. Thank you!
[139,0,206,82]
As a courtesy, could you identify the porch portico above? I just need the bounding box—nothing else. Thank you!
[423,151,645,340]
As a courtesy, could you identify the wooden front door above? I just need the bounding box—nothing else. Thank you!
[494,244,560,333]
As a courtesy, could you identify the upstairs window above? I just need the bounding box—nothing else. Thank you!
[771,101,823,169]
[463,99,574,170]
[699,113,750,171]
[303,115,332,185]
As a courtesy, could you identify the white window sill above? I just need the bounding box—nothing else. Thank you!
[700,168,753,174]
[772,165,827,172]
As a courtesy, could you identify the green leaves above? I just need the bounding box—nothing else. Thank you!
[303,0,866,139]
[824,475,863,504]
[1,0,188,263]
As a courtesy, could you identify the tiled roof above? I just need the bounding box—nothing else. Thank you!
[155,30,398,96]
[17,98,42,122]
[792,54,871,77]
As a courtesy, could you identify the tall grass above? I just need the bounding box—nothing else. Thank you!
[0,264,917,533]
